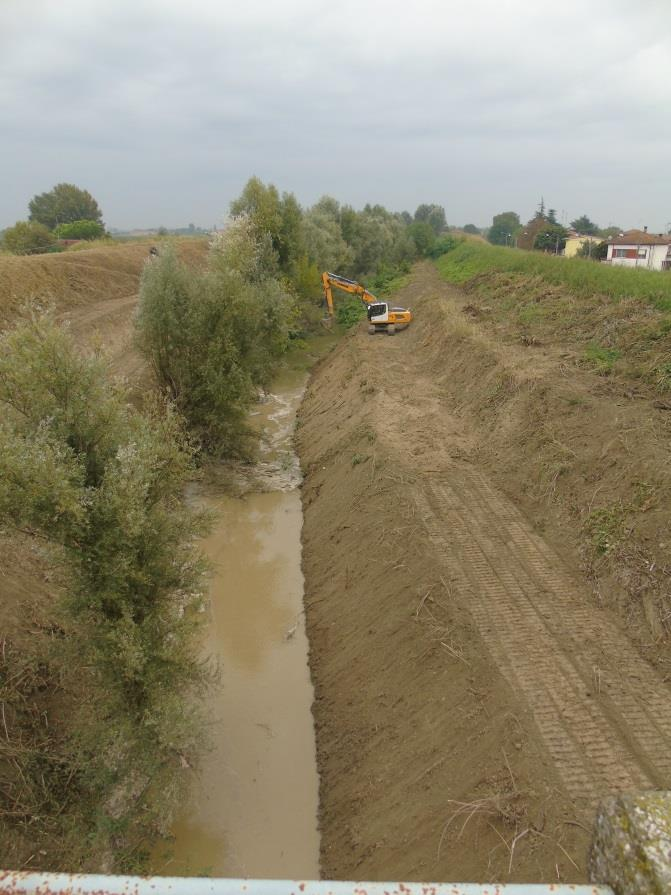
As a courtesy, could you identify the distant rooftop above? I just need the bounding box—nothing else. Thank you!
[607,228,671,245]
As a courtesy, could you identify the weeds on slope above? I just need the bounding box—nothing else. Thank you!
[436,241,671,310]
[0,309,209,870]
[435,241,671,391]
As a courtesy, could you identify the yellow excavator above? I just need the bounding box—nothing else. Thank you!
[321,271,413,335]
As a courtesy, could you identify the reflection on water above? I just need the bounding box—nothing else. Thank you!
[152,370,319,879]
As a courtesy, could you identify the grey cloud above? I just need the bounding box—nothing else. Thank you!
[1,0,670,230]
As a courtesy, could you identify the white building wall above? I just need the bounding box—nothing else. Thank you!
[607,243,670,270]
[650,244,670,271]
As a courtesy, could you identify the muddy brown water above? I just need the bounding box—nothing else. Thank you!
[152,369,319,878]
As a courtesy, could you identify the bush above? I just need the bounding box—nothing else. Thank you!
[136,224,295,457]
[336,295,367,328]
[2,220,53,254]
[408,221,436,256]
[0,309,208,866]
[426,234,461,258]
[55,219,106,240]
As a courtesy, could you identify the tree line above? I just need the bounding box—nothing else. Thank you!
[135,180,453,460]
[486,201,623,258]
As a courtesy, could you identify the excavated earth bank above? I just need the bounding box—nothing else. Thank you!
[297,262,671,884]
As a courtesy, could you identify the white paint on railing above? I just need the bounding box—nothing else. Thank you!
[0,874,613,895]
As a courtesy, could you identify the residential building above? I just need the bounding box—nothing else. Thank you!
[563,233,601,258]
[605,229,671,270]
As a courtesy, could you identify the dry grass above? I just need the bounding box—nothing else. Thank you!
[0,239,208,327]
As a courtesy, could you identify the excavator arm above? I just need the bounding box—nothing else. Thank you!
[321,272,378,317]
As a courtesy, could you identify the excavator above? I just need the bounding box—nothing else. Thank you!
[321,271,413,335]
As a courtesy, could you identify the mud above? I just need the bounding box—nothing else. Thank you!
[152,372,319,878]
[297,263,671,884]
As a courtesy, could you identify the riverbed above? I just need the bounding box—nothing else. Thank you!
[152,369,319,878]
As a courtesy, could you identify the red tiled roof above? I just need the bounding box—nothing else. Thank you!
[608,229,671,246]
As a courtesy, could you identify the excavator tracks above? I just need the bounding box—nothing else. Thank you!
[416,467,671,817]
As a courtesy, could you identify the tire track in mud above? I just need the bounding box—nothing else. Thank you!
[59,293,145,381]
[60,292,137,333]
[415,468,671,816]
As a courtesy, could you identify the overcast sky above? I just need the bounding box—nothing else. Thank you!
[2,0,670,231]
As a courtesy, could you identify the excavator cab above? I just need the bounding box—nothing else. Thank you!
[366,302,389,322]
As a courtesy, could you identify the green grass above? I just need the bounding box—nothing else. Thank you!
[436,241,671,311]
[583,344,621,374]
[585,504,627,555]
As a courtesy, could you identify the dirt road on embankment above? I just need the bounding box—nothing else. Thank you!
[297,262,671,884]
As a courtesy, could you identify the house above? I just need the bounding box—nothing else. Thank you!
[605,228,671,270]
[563,232,601,258]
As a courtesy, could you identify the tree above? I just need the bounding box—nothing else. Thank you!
[302,201,353,273]
[2,220,53,254]
[408,221,436,255]
[599,226,622,239]
[54,220,105,240]
[136,228,294,458]
[29,183,103,230]
[462,224,480,235]
[570,214,599,235]
[414,203,446,235]
[230,176,282,259]
[277,191,304,273]
[576,239,607,260]
[488,211,521,246]
[533,223,568,254]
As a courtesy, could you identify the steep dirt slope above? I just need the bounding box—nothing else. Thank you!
[297,263,671,883]
[0,240,208,381]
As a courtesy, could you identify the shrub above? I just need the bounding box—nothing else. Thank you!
[408,221,436,256]
[426,234,461,258]
[136,225,294,457]
[336,295,367,328]
[54,219,106,240]
[2,220,53,254]
[0,309,208,866]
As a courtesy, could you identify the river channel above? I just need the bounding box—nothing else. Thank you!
[152,368,320,878]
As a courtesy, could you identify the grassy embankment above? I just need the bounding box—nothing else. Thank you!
[436,241,671,388]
